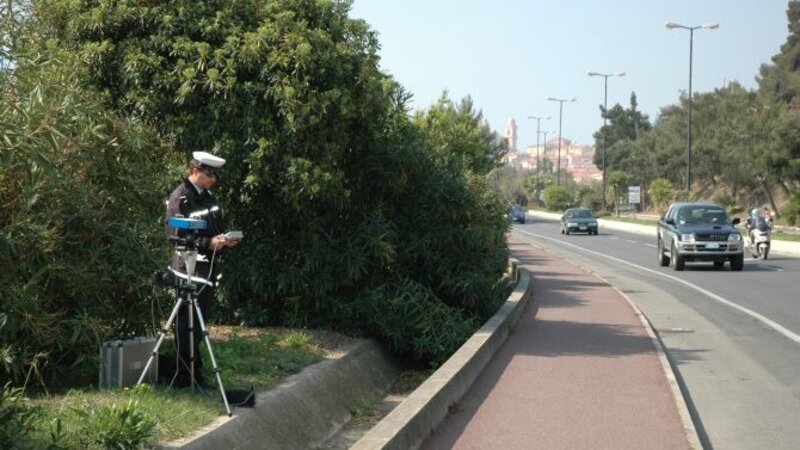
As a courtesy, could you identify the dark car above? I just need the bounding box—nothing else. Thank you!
[507,205,526,224]
[560,208,598,235]
[656,202,744,271]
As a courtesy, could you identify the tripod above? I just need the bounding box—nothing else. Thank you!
[137,247,232,416]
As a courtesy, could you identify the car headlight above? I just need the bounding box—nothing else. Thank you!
[679,233,695,242]
[728,233,742,242]
[568,222,578,227]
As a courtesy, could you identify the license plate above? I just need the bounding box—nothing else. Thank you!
[706,243,719,249]
[579,226,587,230]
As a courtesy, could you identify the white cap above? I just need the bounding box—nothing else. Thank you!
[192,151,226,168]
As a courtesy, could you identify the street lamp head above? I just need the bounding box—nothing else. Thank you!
[702,22,719,29]
[665,21,680,29]
[588,71,626,78]
[527,115,551,120]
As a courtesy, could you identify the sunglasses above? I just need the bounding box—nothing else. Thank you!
[199,167,218,178]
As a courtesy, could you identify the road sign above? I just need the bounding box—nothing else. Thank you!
[628,186,641,204]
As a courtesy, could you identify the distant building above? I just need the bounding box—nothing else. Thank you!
[505,118,517,153]
[511,136,601,183]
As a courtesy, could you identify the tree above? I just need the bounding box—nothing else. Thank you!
[757,0,800,199]
[758,1,800,105]
[592,92,652,173]
[543,185,572,211]
[648,178,674,215]
[414,93,507,175]
[607,170,629,216]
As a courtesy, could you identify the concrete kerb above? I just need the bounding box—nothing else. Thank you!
[351,259,534,450]
[528,209,800,257]
[159,339,400,450]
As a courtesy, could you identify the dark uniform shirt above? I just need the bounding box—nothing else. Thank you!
[165,179,227,279]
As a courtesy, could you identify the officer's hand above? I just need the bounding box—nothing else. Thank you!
[209,235,227,251]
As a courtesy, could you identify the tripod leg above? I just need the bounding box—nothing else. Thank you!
[189,296,195,391]
[137,295,184,386]
[192,300,232,416]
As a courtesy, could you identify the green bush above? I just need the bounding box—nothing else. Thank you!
[11,0,509,372]
[543,185,573,211]
[74,399,157,450]
[0,49,175,385]
[783,189,800,226]
[648,178,673,214]
[0,383,39,449]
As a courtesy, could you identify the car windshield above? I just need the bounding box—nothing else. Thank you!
[678,207,730,225]
[567,209,593,219]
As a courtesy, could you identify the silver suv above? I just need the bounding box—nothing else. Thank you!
[657,202,744,271]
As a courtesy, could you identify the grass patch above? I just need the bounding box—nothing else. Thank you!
[29,384,219,448]
[204,326,336,390]
[14,326,358,449]
[600,215,658,226]
[772,231,800,242]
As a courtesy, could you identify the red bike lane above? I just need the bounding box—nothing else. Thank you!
[421,237,693,450]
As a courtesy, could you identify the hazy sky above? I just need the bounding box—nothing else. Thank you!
[350,0,790,151]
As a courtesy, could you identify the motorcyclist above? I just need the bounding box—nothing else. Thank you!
[762,207,774,227]
[745,207,773,259]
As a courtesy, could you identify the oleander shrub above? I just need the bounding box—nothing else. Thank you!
[543,185,573,211]
[784,189,800,226]
[0,383,39,449]
[23,0,509,369]
[0,47,175,386]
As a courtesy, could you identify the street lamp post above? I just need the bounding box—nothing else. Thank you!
[547,97,576,186]
[527,115,550,203]
[666,21,718,192]
[587,71,625,211]
[540,130,551,187]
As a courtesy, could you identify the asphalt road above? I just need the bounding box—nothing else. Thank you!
[512,218,800,450]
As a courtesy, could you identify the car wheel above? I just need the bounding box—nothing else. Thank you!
[657,237,669,266]
[670,241,684,271]
[565,229,570,235]
[730,254,744,271]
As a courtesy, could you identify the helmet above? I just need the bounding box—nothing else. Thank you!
[751,208,759,215]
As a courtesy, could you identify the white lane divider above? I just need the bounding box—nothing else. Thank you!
[514,229,800,346]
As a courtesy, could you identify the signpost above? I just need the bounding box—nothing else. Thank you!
[628,186,641,204]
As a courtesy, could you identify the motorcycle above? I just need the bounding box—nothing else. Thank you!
[745,209,772,260]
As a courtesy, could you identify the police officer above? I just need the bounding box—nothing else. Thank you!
[165,151,239,388]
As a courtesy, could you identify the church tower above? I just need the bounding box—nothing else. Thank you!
[505,118,518,153]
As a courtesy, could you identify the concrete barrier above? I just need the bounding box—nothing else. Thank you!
[528,210,800,257]
[160,339,400,450]
[350,261,534,450]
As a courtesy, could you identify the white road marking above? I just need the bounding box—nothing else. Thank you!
[626,239,637,244]
[514,229,800,346]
